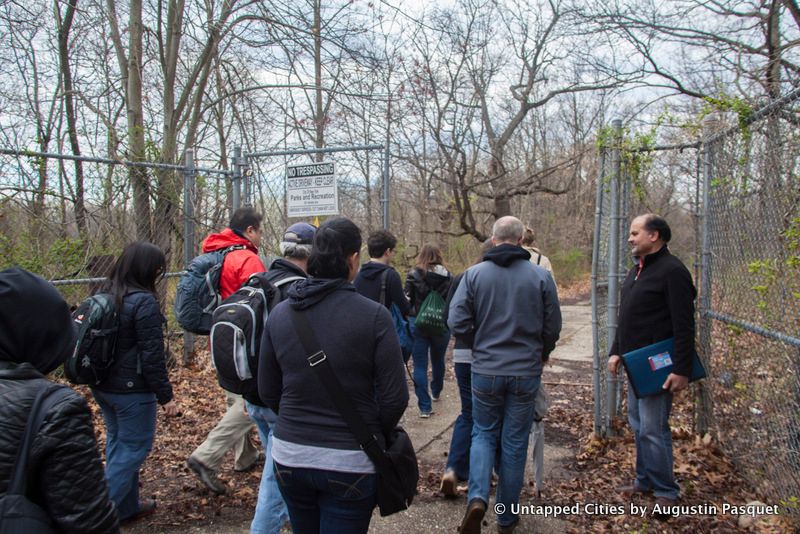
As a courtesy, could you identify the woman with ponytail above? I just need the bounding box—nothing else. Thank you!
[258,217,408,534]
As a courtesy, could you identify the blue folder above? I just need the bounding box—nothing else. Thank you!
[621,338,706,399]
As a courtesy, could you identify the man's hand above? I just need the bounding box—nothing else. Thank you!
[662,373,689,393]
[608,355,622,375]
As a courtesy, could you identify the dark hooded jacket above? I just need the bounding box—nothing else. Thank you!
[353,261,411,316]
[448,244,562,377]
[0,268,119,533]
[404,265,452,317]
[258,278,408,452]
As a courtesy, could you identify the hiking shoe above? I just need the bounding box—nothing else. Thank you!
[459,498,487,534]
[653,496,677,521]
[616,483,652,497]
[121,498,157,524]
[234,451,266,472]
[187,456,227,494]
[440,469,458,498]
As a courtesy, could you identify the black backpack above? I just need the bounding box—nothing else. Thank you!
[210,272,304,394]
[0,384,72,534]
[174,245,245,335]
[64,293,119,386]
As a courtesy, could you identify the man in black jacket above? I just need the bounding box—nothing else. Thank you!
[353,229,411,316]
[608,214,696,512]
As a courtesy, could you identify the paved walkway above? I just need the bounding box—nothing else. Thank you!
[126,304,593,533]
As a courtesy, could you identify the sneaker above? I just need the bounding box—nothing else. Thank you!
[187,456,227,495]
[459,498,487,534]
[440,469,458,498]
[420,411,432,419]
[234,451,266,472]
[432,394,440,401]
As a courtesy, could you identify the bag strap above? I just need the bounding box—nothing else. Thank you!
[287,308,390,471]
[379,269,389,307]
[272,275,304,289]
[8,384,72,495]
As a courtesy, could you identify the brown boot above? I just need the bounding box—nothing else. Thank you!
[459,498,487,534]
[440,469,458,498]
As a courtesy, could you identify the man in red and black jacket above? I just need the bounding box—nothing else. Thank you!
[187,207,266,495]
[608,214,697,514]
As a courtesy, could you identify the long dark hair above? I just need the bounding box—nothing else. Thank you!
[308,218,362,279]
[104,241,166,307]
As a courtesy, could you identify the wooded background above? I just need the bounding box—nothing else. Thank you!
[1,0,798,280]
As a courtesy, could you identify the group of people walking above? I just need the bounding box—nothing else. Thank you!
[0,207,697,533]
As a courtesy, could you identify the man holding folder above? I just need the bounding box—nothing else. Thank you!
[608,214,697,511]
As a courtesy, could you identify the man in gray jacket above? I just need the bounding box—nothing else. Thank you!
[448,216,562,534]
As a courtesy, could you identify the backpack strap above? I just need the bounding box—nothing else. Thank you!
[272,275,305,289]
[8,385,73,496]
[379,269,389,307]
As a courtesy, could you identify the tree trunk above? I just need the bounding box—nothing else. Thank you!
[56,0,87,237]
[314,0,324,162]
[127,0,151,240]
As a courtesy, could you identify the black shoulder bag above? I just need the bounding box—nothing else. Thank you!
[288,308,419,517]
[0,384,72,534]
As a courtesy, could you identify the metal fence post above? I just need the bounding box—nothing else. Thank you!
[182,149,196,365]
[696,117,717,436]
[592,148,607,436]
[232,145,242,212]
[605,118,623,433]
[382,143,390,230]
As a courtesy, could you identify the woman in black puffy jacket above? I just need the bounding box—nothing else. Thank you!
[91,242,179,523]
[0,267,119,533]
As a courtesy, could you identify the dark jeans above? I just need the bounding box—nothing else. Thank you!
[410,318,449,413]
[469,373,539,528]
[627,385,680,499]
[92,389,157,521]
[273,463,377,534]
[445,362,472,480]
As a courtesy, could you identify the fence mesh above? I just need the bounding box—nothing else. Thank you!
[702,97,800,506]
[593,90,800,509]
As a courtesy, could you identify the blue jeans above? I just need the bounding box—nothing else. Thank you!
[246,402,289,534]
[627,385,679,499]
[273,463,377,534]
[446,362,472,480]
[410,319,449,413]
[92,389,157,521]
[469,373,540,528]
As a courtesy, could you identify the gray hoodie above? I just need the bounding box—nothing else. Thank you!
[448,244,562,376]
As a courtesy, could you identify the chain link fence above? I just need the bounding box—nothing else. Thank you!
[593,88,800,508]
